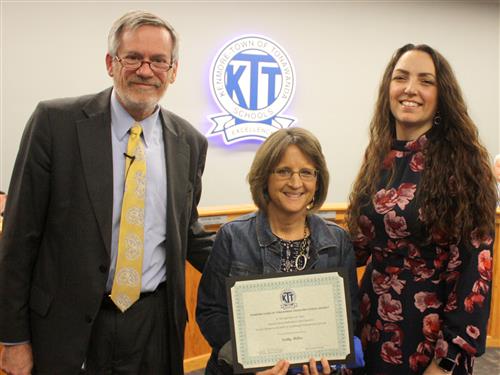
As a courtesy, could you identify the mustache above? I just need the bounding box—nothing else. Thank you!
[128,77,161,88]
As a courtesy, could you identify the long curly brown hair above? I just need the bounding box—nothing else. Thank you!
[347,43,497,243]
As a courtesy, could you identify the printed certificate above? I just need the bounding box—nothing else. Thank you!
[226,268,354,373]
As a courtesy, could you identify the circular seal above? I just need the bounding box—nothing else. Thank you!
[126,207,144,226]
[280,288,296,307]
[114,293,133,311]
[117,267,140,287]
[211,35,295,123]
[124,233,142,261]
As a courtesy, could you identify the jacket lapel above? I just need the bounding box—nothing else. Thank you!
[76,88,114,256]
[161,109,190,224]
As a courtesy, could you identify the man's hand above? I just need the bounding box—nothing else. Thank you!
[0,343,33,375]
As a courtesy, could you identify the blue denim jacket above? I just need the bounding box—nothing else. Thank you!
[196,210,360,374]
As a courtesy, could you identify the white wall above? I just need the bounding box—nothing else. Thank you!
[1,1,498,207]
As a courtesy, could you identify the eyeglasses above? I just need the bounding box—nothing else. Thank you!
[114,55,174,72]
[272,167,318,181]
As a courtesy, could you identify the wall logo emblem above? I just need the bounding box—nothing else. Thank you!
[207,35,296,144]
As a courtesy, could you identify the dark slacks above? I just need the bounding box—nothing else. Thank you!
[83,283,168,374]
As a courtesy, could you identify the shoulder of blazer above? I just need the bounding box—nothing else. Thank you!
[160,107,206,145]
[35,87,112,120]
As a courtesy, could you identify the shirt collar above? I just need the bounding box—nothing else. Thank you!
[110,89,160,147]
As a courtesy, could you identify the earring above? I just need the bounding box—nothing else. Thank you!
[433,111,441,126]
[307,196,315,211]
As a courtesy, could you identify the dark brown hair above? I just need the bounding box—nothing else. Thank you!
[347,43,496,242]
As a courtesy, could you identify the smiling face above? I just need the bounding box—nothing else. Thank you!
[267,145,317,219]
[389,50,438,140]
[105,25,178,121]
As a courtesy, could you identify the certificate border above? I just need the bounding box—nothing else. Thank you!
[225,268,355,373]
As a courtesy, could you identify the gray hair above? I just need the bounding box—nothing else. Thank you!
[108,10,179,62]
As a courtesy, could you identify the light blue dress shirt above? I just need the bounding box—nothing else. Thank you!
[107,90,168,292]
[1,92,169,346]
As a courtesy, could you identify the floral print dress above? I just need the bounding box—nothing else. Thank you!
[353,135,494,375]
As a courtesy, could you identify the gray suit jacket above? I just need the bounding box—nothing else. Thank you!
[0,88,212,374]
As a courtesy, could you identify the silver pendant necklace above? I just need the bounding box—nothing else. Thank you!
[278,220,310,272]
[295,222,310,271]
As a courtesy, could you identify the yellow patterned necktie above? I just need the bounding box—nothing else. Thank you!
[111,124,146,312]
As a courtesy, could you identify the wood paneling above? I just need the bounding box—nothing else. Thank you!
[486,215,500,347]
[184,261,211,371]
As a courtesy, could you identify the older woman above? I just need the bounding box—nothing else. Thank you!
[347,44,497,375]
[197,127,360,375]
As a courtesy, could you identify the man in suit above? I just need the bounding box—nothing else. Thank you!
[0,10,212,374]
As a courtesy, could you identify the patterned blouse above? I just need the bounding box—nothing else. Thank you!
[353,134,494,375]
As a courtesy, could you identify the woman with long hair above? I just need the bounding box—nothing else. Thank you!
[347,44,496,374]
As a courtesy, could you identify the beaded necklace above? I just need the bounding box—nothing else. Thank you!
[278,221,311,272]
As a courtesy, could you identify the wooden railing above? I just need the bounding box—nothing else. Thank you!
[183,204,500,371]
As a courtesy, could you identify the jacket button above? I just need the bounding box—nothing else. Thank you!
[85,315,93,324]
[99,265,107,273]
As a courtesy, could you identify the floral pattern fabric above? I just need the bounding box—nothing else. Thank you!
[353,135,493,375]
